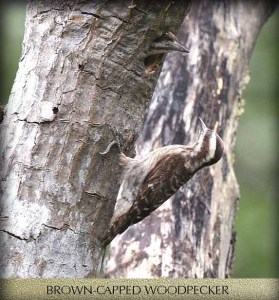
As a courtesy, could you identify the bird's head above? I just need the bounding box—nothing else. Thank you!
[194,118,224,167]
[148,31,190,55]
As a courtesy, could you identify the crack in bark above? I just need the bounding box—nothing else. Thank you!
[84,191,102,199]
[80,11,105,20]
[33,8,66,19]
[17,118,42,125]
[81,11,131,24]
[42,223,77,234]
[62,88,77,94]
[95,84,122,97]
[133,7,148,15]
[17,114,58,124]
[0,229,32,241]
[110,15,130,24]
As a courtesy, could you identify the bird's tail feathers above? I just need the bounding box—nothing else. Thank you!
[101,213,131,247]
[102,230,114,247]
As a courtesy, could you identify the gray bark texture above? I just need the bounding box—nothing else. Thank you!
[104,0,277,278]
[0,0,190,278]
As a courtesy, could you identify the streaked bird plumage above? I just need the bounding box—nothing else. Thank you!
[102,118,224,246]
[145,31,189,74]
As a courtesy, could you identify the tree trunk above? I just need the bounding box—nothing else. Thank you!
[0,0,190,278]
[105,0,276,278]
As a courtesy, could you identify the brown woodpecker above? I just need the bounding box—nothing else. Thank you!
[145,31,189,74]
[102,118,224,246]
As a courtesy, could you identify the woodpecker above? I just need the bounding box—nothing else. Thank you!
[145,31,189,74]
[102,118,224,246]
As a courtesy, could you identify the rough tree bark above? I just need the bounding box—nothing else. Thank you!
[0,0,190,278]
[105,0,277,278]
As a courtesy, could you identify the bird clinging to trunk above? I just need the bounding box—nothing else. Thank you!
[102,118,224,246]
[144,31,189,74]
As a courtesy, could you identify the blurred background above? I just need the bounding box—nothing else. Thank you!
[233,12,278,277]
[0,2,278,277]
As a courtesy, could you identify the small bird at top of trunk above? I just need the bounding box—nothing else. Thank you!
[145,31,189,74]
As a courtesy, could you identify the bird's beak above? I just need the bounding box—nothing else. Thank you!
[148,33,190,55]
[166,40,190,53]
[193,118,208,147]
[199,117,208,131]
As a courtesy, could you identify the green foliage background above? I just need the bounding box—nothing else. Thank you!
[1,3,278,277]
[234,13,278,277]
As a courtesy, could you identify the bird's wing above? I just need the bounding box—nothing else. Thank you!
[128,152,192,223]
[110,148,170,224]
[110,152,192,236]
[110,148,177,224]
